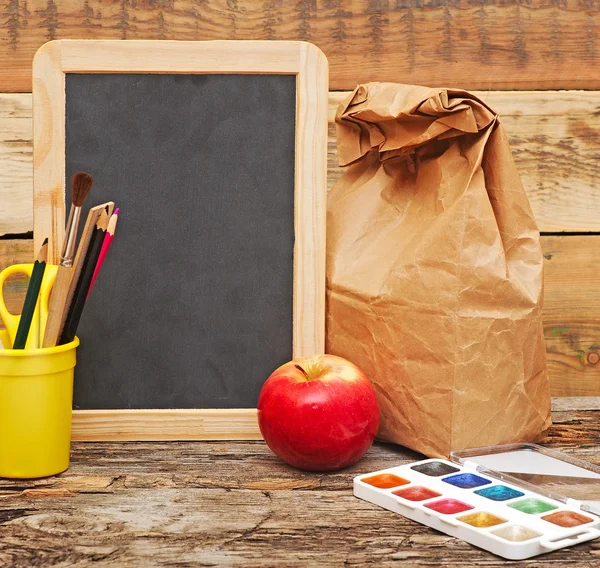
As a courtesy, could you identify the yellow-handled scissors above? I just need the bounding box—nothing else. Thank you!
[0,263,58,349]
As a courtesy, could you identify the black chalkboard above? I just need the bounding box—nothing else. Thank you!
[65,74,296,410]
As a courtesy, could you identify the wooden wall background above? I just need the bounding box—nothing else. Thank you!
[1,1,599,396]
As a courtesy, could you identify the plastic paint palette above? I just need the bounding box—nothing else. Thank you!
[354,444,600,560]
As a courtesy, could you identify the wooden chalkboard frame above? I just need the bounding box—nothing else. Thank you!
[32,39,328,441]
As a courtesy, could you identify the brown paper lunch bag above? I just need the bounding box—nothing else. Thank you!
[326,83,552,458]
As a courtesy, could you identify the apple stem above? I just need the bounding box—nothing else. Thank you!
[294,364,310,381]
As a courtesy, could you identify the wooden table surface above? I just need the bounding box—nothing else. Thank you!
[0,398,598,567]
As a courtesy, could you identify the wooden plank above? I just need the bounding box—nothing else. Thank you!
[543,235,600,397]
[291,41,328,360]
[71,409,262,442]
[0,424,599,566]
[483,91,600,233]
[552,397,600,412]
[0,94,32,236]
[4,2,600,93]
[2,236,600,397]
[4,90,600,235]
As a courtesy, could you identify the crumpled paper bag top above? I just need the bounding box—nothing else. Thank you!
[336,83,497,166]
[327,83,551,458]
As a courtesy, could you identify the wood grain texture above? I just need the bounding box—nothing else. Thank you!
[31,39,328,359]
[552,397,600,412]
[71,409,262,441]
[0,94,31,236]
[543,235,600,397]
[4,89,600,235]
[2,235,599,397]
[4,2,600,93]
[31,40,65,262]
[293,41,328,358]
[0,406,599,567]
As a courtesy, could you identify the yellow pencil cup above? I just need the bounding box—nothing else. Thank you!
[0,330,79,478]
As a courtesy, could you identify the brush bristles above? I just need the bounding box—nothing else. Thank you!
[72,172,94,207]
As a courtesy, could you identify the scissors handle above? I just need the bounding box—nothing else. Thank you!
[0,264,34,346]
[0,263,58,349]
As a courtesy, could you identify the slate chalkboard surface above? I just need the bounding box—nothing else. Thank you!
[66,73,296,410]
[33,40,327,439]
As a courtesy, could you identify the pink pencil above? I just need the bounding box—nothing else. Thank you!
[87,208,119,299]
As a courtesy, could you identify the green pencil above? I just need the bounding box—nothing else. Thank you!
[13,238,48,349]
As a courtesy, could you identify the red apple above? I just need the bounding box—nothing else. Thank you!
[257,354,380,471]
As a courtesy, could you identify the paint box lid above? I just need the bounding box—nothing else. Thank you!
[451,443,600,516]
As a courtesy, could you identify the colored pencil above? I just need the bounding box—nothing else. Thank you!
[43,173,94,347]
[87,208,119,299]
[60,208,111,345]
[13,238,48,349]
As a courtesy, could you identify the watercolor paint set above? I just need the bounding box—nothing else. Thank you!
[354,443,600,560]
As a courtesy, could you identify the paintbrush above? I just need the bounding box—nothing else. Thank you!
[61,172,94,267]
[43,172,94,347]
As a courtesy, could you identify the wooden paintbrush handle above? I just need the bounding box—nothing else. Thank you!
[42,265,73,347]
[61,206,81,266]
